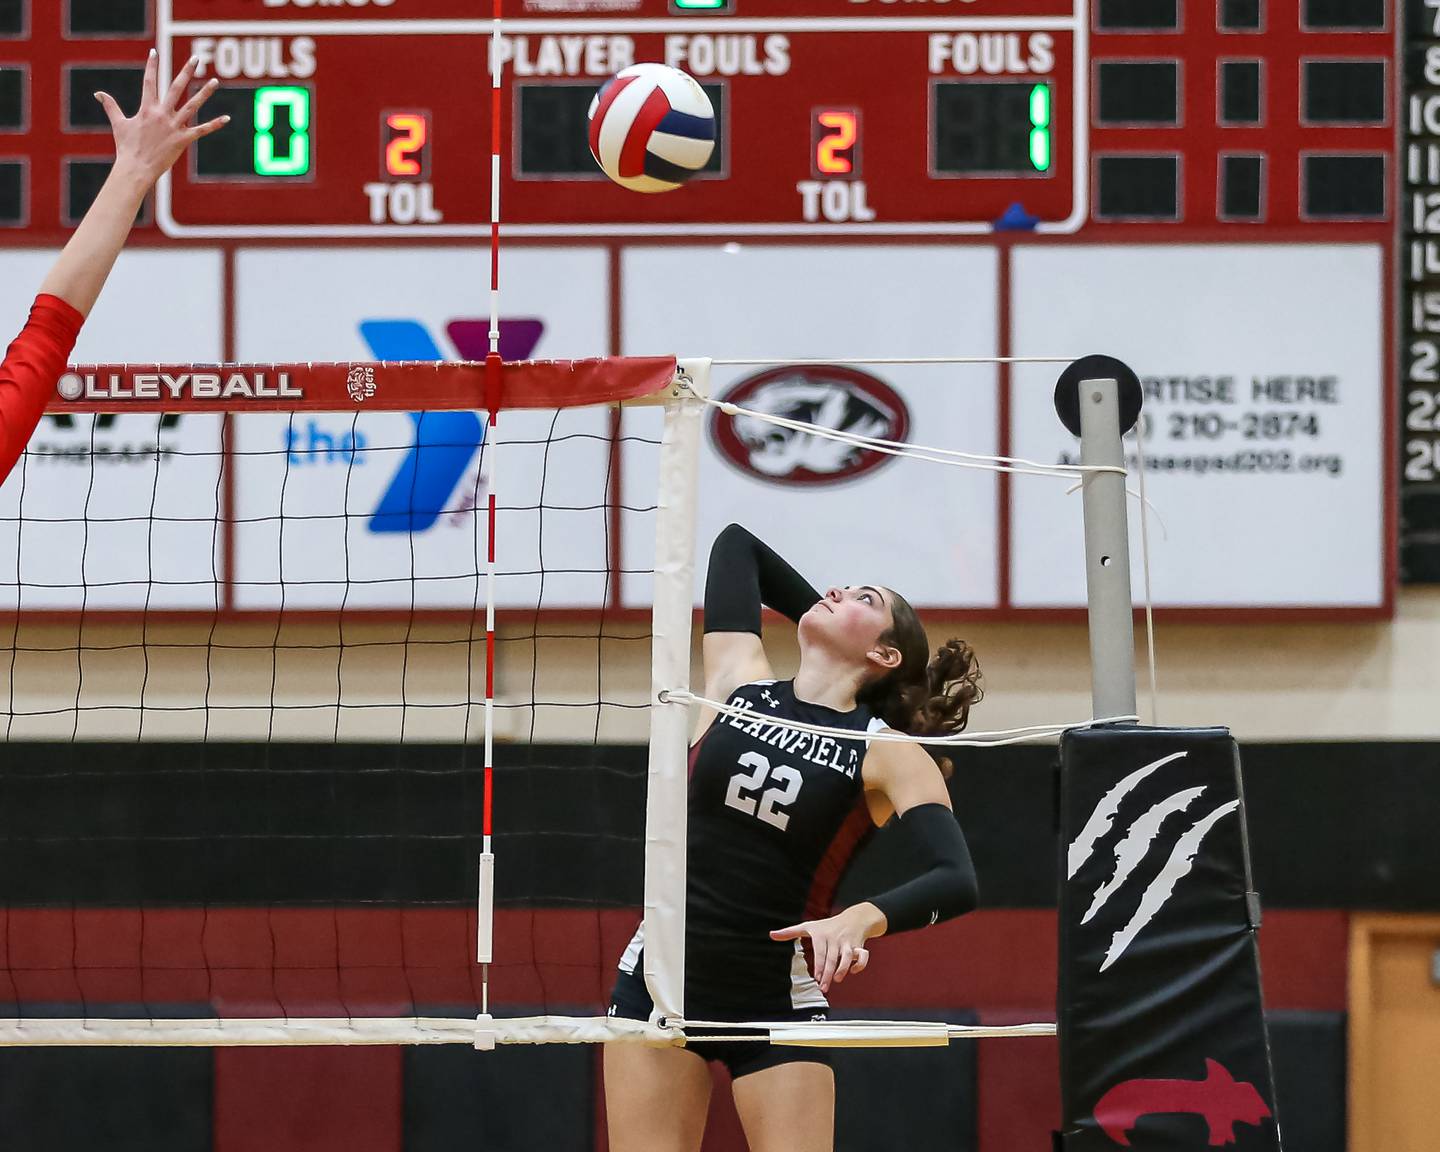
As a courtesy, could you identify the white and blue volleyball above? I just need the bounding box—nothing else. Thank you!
[587,63,716,194]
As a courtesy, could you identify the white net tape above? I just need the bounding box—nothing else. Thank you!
[0,1015,1053,1048]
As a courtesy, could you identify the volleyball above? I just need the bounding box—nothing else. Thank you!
[587,63,716,194]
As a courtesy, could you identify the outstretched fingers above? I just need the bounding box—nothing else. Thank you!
[93,92,123,130]
[166,55,201,110]
[773,921,873,993]
[771,923,831,993]
[142,48,160,106]
[176,78,220,127]
[186,113,230,143]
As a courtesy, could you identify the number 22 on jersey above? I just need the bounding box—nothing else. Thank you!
[724,751,803,831]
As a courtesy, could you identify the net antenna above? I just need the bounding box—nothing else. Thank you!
[477,0,505,1009]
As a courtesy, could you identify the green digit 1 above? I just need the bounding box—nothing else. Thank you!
[1028,82,1051,173]
[254,87,311,177]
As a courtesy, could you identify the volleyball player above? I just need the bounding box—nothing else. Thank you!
[0,51,227,483]
[606,523,982,1152]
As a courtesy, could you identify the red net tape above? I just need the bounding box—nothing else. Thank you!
[49,356,679,414]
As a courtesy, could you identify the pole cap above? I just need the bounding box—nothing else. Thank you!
[1054,355,1142,436]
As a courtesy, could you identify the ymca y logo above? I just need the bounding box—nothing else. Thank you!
[357,317,543,533]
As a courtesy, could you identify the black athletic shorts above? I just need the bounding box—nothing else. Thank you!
[609,966,832,1080]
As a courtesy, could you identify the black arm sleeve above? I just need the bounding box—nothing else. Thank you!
[703,523,821,635]
[868,803,979,934]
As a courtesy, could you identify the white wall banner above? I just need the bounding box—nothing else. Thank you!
[0,249,224,610]
[620,245,1001,611]
[1010,244,1384,608]
[0,241,1385,615]
[232,246,612,609]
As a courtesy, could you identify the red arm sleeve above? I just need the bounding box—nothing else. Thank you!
[0,294,86,485]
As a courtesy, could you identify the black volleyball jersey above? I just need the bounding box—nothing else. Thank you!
[620,679,885,1016]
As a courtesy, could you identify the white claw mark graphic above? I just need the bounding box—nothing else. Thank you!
[1082,785,1207,925]
[1067,751,1188,880]
[1101,800,1240,972]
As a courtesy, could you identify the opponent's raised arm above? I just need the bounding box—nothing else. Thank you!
[39,50,228,317]
[0,53,228,485]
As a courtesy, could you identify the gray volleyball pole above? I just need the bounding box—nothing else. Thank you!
[1054,357,1143,723]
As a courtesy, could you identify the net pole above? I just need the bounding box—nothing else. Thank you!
[1075,376,1138,722]
[642,362,707,1024]
[477,0,505,995]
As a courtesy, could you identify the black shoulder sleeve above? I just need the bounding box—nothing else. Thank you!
[703,523,821,635]
[868,803,979,934]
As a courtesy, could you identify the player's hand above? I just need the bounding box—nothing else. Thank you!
[96,50,229,189]
[771,903,884,995]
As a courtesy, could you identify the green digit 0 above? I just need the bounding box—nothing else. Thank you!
[254,87,311,177]
[1028,82,1051,173]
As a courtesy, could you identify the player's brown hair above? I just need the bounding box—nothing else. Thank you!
[857,589,983,778]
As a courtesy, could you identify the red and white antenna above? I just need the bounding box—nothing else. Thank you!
[477,0,505,1012]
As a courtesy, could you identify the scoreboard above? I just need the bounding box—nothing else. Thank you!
[0,0,1417,611]
[156,0,1083,235]
[0,0,1400,236]
[0,0,1397,238]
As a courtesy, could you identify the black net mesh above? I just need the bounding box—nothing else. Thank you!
[0,401,664,1028]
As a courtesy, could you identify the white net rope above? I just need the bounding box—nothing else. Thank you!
[705,395,1127,481]
[666,690,1136,749]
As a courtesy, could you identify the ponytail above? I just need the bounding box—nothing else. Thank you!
[857,592,983,778]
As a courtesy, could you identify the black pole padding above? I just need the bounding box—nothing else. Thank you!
[1054,355,1143,436]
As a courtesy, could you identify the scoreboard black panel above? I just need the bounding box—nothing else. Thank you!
[1404,0,1440,581]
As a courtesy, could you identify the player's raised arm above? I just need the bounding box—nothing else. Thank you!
[0,51,227,486]
[699,523,822,718]
[39,50,228,316]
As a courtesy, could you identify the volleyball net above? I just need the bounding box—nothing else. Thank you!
[1,356,671,1047]
[0,352,1107,1050]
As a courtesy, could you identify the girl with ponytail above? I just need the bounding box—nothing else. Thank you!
[606,523,981,1152]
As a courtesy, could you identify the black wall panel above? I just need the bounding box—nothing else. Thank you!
[0,1046,211,1152]
[0,741,1436,909]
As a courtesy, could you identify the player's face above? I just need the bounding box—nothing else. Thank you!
[800,585,898,669]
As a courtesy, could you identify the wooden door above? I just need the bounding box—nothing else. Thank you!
[1349,914,1440,1152]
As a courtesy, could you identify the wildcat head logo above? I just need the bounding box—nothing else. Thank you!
[1094,1059,1271,1147]
[710,365,908,487]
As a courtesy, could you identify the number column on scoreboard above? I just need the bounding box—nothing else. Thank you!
[1404,0,1440,583]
